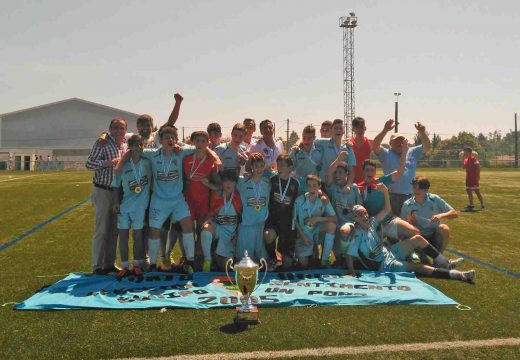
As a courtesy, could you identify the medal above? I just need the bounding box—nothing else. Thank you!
[253,179,263,212]
[278,176,292,204]
[304,193,320,229]
[255,204,261,211]
[134,186,142,194]
[130,158,143,195]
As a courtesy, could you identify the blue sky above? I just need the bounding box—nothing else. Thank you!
[1,0,518,141]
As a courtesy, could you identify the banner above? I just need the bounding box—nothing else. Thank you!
[16,270,456,310]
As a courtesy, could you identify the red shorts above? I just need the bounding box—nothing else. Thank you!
[186,194,209,221]
[466,177,479,190]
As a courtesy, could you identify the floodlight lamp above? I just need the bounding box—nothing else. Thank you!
[350,12,356,17]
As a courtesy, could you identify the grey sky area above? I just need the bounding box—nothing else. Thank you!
[1,0,518,140]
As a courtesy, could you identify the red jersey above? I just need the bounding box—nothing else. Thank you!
[183,154,216,219]
[352,136,372,184]
[464,156,480,187]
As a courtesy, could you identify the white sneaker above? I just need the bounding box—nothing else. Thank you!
[460,270,476,284]
[448,258,464,269]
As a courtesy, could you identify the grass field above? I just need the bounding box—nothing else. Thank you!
[0,169,519,359]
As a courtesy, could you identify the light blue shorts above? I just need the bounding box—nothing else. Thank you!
[215,224,236,259]
[237,223,267,260]
[149,197,191,229]
[381,243,408,272]
[118,209,146,230]
[295,226,320,257]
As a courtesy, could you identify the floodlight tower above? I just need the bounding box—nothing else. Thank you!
[339,12,358,138]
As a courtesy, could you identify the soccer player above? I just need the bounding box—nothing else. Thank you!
[401,177,461,257]
[243,118,256,150]
[372,119,431,216]
[350,117,372,184]
[320,120,332,138]
[86,117,128,275]
[358,143,419,241]
[236,152,271,261]
[111,135,152,279]
[345,183,474,283]
[293,175,337,268]
[207,123,222,150]
[325,151,362,263]
[200,170,243,271]
[463,146,484,210]
[289,125,322,194]
[250,119,284,172]
[215,123,249,176]
[264,154,300,270]
[315,119,356,189]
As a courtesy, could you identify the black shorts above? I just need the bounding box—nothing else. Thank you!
[265,216,296,256]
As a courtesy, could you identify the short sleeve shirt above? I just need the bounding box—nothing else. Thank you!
[327,183,362,224]
[359,173,394,217]
[250,139,284,171]
[237,176,271,226]
[215,142,247,175]
[111,158,152,213]
[293,194,336,231]
[400,193,454,236]
[347,217,386,263]
[289,144,322,178]
[314,138,356,181]
[378,145,423,194]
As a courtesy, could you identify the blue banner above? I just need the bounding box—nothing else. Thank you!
[16,270,456,310]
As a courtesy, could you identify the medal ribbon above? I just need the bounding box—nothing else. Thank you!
[189,155,206,179]
[161,149,174,175]
[278,176,292,203]
[223,190,234,215]
[130,158,142,187]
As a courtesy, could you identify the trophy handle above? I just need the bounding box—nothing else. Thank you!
[253,258,268,293]
[225,258,236,286]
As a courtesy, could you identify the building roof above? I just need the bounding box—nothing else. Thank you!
[1,97,140,117]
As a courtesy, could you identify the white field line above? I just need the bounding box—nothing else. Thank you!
[0,173,66,183]
[118,337,520,360]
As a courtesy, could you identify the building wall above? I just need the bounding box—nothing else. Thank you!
[1,99,138,149]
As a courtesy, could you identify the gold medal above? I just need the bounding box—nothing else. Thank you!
[134,186,142,194]
[254,204,261,211]
[306,223,314,229]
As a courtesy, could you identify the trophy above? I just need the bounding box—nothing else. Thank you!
[226,251,268,325]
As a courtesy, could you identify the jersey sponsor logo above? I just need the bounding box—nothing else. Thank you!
[216,215,238,225]
[128,176,149,191]
[246,197,267,208]
[157,171,179,182]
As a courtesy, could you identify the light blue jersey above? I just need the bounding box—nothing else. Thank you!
[327,183,362,225]
[237,176,271,226]
[215,142,247,175]
[378,145,423,195]
[215,198,240,258]
[290,144,322,178]
[111,158,152,213]
[142,146,195,205]
[347,217,387,266]
[314,138,356,181]
[400,193,454,236]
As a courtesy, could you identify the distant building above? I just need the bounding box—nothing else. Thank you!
[0,98,139,170]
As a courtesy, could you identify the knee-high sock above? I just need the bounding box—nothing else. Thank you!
[321,233,335,264]
[183,232,195,260]
[201,230,213,261]
[148,238,160,265]
[265,241,276,260]
[423,243,448,266]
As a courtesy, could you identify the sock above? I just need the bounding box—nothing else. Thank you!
[120,261,129,270]
[321,233,335,264]
[431,268,450,279]
[201,230,213,261]
[422,244,447,265]
[148,238,160,265]
[449,270,462,280]
[183,232,195,261]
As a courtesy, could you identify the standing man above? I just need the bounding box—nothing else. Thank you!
[372,120,431,216]
[250,119,284,172]
[243,118,256,150]
[86,117,128,275]
[350,117,372,184]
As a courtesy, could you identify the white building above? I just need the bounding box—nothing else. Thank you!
[0,98,139,170]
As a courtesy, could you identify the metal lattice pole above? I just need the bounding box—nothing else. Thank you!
[339,13,357,138]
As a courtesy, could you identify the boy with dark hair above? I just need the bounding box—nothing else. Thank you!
[290,125,322,194]
[215,123,248,176]
[264,154,300,270]
[463,146,484,210]
[236,152,271,261]
[200,170,243,271]
[207,123,222,150]
[350,117,372,184]
[112,135,152,279]
[320,120,332,138]
[293,175,337,268]
[243,118,256,150]
[315,119,356,190]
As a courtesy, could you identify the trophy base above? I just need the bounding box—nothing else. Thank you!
[234,306,260,325]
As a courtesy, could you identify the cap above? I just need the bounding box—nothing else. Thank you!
[389,133,405,144]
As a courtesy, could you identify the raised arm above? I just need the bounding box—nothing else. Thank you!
[375,183,391,224]
[372,119,394,155]
[391,139,409,182]
[165,93,184,127]
[415,122,431,154]
[326,151,348,187]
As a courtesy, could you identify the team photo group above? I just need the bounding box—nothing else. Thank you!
[86,93,478,284]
